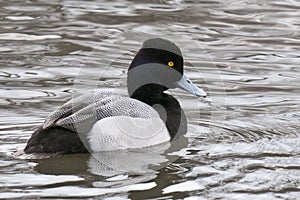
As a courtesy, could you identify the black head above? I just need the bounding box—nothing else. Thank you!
[127,38,206,102]
[129,38,184,74]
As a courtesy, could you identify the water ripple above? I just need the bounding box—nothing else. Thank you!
[0,0,299,199]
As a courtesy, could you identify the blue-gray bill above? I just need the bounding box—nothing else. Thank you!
[175,74,207,97]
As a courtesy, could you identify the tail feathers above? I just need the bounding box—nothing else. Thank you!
[24,126,88,154]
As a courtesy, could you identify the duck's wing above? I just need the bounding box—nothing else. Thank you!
[43,89,159,132]
[43,90,115,129]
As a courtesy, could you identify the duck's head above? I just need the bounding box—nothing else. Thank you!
[128,38,206,101]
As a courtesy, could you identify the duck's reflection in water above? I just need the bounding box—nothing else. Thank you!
[89,136,187,175]
[34,137,188,184]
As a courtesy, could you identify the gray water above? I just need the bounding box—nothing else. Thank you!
[1,0,300,199]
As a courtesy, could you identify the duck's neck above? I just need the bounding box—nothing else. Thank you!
[130,85,187,139]
[130,84,165,105]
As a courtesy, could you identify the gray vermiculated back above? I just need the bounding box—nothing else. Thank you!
[43,89,159,132]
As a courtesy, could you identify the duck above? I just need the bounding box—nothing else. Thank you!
[24,38,207,154]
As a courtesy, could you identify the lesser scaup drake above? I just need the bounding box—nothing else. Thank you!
[24,38,206,154]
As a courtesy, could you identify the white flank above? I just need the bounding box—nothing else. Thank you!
[87,116,170,152]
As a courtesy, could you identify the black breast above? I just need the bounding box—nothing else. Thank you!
[159,93,187,139]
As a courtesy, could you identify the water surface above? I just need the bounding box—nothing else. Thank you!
[0,0,300,199]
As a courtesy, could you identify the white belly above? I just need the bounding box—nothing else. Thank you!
[87,116,170,152]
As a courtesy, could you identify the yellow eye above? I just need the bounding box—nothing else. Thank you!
[168,61,174,67]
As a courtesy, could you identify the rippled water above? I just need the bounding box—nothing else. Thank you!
[1,0,300,199]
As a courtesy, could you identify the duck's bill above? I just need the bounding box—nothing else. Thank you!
[175,74,207,97]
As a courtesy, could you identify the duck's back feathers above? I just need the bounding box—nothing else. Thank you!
[44,90,159,131]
